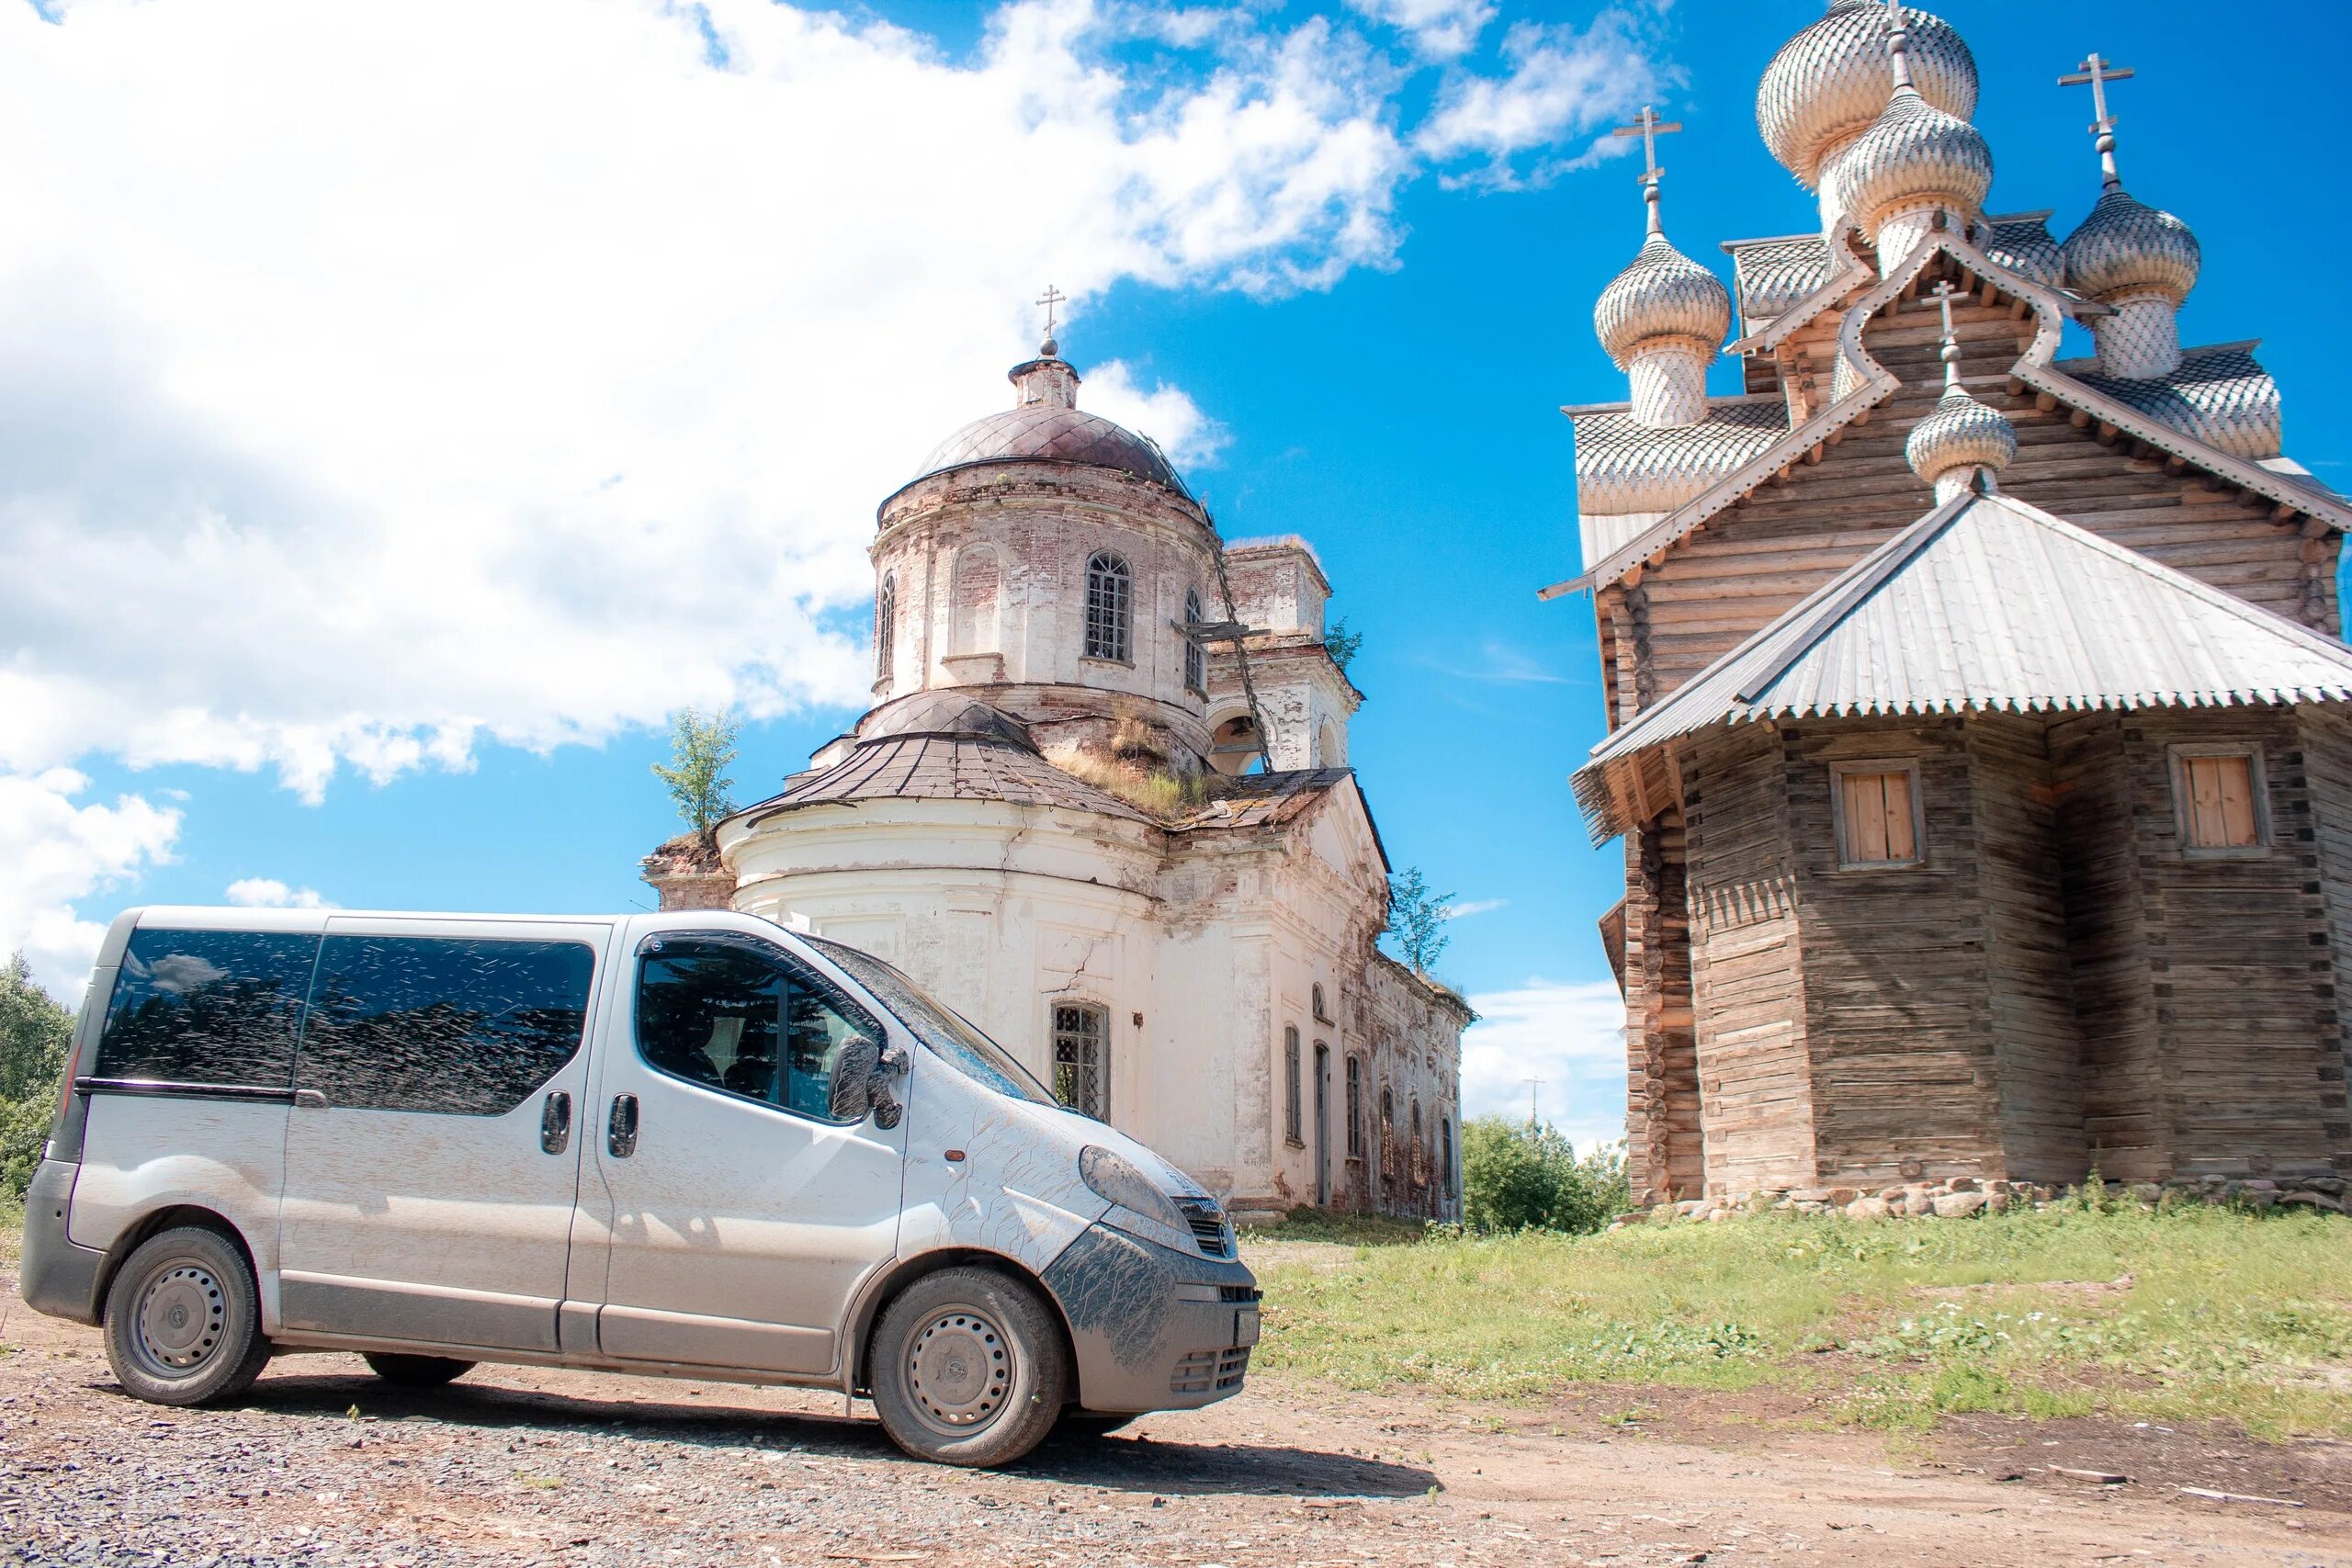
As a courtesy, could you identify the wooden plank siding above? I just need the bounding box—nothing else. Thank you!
[1622,815,1702,1203]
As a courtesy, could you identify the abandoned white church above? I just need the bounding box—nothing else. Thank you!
[644,327,1468,1220]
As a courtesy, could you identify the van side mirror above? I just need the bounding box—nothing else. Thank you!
[871,1045,909,1130]
[829,1035,880,1122]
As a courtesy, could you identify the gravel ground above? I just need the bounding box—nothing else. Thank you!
[6,1266,2349,1567]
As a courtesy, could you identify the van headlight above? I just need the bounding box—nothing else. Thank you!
[1079,1145,1185,1232]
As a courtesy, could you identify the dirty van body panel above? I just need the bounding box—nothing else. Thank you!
[895,1050,1106,1274]
[275,919,610,1355]
[577,919,910,1378]
[1041,1224,1258,1414]
[19,1158,104,1323]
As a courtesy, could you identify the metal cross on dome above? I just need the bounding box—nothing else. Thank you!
[1928,278,1965,342]
[1035,284,1068,338]
[1610,105,1681,191]
[2058,52,2136,191]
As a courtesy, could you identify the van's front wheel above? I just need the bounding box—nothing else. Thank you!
[869,1268,1069,1468]
[102,1225,272,1408]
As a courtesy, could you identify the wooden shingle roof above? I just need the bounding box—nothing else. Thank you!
[1573,486,2352,840]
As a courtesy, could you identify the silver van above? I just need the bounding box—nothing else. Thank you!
[18,907,1260,1468]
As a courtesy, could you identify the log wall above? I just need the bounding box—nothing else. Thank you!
[1622,816,1702,1203]
[1685,724,1815,1194]
[2297,705,2352,1173]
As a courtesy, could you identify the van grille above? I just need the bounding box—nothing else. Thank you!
[1218,1284,1261,1304]
[1173,1196,1232,1258]
[1170,1345,1252,1395]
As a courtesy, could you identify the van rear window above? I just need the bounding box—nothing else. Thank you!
[96,929,322,1089]
[297,936,595,1114]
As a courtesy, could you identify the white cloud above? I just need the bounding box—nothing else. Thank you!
[0,0,1673,940]
[1442,897,1508,919]
[1348,0,1497,59]
[0,770,181,1000]
[1460,976,1624,1150]
[1418,13,1663,186]
[224,877,336,910]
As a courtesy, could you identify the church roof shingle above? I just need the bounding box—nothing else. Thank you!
[1572,486,2352,839]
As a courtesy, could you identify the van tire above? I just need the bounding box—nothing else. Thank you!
[101,1226,271,1408]
[869,1267,1069,1469]
[363,1353,476,1388]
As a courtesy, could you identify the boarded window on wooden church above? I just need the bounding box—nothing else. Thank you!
[2173,748,2267,854]
[1052,1003,1107,1119]
[1832,763,1922,868]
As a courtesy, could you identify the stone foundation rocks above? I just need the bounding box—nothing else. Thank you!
[1610,1172,2351,1228]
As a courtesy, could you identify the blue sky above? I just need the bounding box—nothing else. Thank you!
[6,0,2347,1150]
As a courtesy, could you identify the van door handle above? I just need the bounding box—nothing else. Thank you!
[540,1091,572,1155]
[607,1093,639,1158]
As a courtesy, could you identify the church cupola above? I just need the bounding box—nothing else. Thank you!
[1009,331,1081,411]
[1831,2,1993,268]
[1592,107,1731,429]
[2057,55,2201,380]
[1757,0,1976,237]
[1905,281,2016,501]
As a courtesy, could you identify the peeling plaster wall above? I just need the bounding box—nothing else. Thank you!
[718,788,1465,1221]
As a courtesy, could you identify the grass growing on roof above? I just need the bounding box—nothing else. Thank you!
[1243,1203,2352,1438]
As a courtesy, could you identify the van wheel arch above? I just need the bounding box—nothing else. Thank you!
[94,1206,261,1326]
[851,1249,1078,1402]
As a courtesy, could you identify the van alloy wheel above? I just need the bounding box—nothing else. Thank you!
[102,1225,273,1408]
[906,1307,1015,1438]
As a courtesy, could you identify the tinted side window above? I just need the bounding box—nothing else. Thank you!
[637,937,877,1122]
[298,936,595,1114]
[96,929,321,1087]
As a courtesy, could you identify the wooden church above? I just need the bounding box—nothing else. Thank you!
[1554,1,2352,1207]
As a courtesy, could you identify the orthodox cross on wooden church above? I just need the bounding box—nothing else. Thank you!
[1611,106,1682,231]
[1035,284,1067,339]
[2058,52,2135,190]
[1928,279,1967,389]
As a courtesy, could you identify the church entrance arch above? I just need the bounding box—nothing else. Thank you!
[1313,1041,1330,1206]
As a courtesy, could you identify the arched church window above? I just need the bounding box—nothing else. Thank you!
[1283,1026,1303,1146]
[1378,1084,1396,1178]
[951,547,1001,656]
[1183,588,1205,694]
[1084,552,1132,663]
[1440,1117,1454,1199]
[875,571,896,683]
[1311,983,1329,1023]
[1051,1002,1108,1119]
[1409,1098,1426,1188]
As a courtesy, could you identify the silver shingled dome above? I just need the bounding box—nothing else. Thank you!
[1757,0,1977,190]
[1593,231,1733,368]
[1830,85,1993,236]
[1906,384,2017,488]
[2062,187,2201,304]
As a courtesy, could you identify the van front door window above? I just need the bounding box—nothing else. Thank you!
[635,937,871,1122]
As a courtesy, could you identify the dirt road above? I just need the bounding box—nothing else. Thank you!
[4,1270,2346,1567]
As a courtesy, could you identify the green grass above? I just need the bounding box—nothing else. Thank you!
[1246,1205,2352,1439]
[1239,1205,1433,1248]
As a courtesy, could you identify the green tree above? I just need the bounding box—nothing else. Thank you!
[1323,617,1363,675]
[651,706,741,839]
[1385,866,1454,976]
[1,953,74,1196]
[1459,1117,1627,1235]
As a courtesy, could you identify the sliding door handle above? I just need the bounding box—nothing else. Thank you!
[540,1090,572,1155]
[607,1093,639,1158]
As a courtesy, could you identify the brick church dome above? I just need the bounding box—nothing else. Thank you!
[902,334,1191,500]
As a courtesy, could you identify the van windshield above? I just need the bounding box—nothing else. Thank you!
[807,938,1056,1107]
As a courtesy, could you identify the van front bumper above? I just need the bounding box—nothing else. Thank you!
[1040,1222,1260,1416]
[17,1159,104,1325]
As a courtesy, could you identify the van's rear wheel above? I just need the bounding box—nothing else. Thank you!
[363,1353,476,1388]
[870,1268,1069,1468]
[102,1226,271,1408]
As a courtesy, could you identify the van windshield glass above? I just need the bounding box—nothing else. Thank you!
[807,938,1055,1107]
